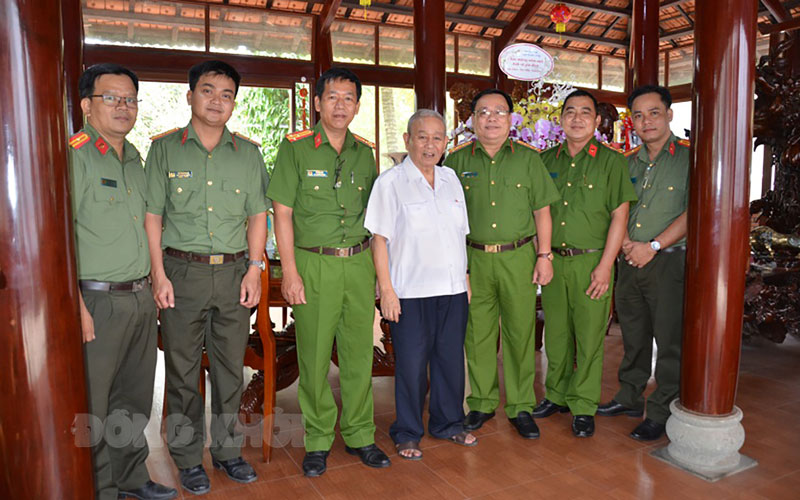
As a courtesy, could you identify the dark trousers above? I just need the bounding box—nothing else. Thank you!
[614,249,685,424]
[389,293,469,444]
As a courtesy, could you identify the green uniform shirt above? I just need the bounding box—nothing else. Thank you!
[541,138,638,250]
[145,123,270,254]
[627,134,690,246]
[69,124,150,281]
[444,139,560,244]
[267,123,377,248]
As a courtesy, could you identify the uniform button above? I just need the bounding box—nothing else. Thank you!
[177,187,183,193]
[636,223,642,228]
[208,206,213,212]
[563,200,568,206]
[340,204,345,208]
[465,186,470,190]
[570,162,575,168]
[642,204,647,208]
[491,160,496,165]
[235,188,241,194]
[516,183,521,188]
[207,180,213,186]
[491,201,496,206]
[490,180,495,185]
[127,188,132,194]
[133,215,138,221]
[210,232,214,237]
[314,185,320,191]
[491,223,497,228]
[588,184,593,189]
[560,221,566,226]
[340,219,345,224]
[649,163,654,167]
[567,182,572,187]
[358,186,363,191]
[561,242,567,247]
[668,186,674,191]
[208,154,212,159]
[109,196,114,201]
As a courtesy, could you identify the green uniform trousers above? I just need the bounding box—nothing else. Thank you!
[160,255,250,468]
[293,247,377,452]
[541,252,612,416]
[466,243,538,418]
[83,284,157,500]
[614,250,685,424]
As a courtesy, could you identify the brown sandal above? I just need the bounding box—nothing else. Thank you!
[395,441,423,461]
[446,431,478,447]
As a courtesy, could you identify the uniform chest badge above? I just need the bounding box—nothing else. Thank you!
[460,171,478,178]
[100,178,117,188]
[307,170,328,177]
[631,176,637,184]
[168,171,192,179]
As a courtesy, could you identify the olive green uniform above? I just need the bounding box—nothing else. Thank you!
[267,124,378,452]
[444,139,559,417]
[614,135,689,424]
[69,124,156,500]
[540,138,637,416]
[145,123,270,468]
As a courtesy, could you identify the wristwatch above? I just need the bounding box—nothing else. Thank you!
[247,259,266,271]
[537,252,554,261]
[649,239,662,252]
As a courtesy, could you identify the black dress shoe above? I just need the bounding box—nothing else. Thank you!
[572,415,595,438]
[118,481,178,500]
[630,418,666,441]
[345,443,391,468]
[596,399,644,417]
[212,456,257,484]
[508,411,540,439]
[532,399,569,418]
[178,465,210,496]
[302,450,330,477]
[463,410,495,431]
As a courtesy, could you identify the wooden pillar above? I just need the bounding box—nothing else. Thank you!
[682,0,758,415]
[627,0,659,91]
[0,0,93,498]
[61,0,84,134]
[413,0,446,114]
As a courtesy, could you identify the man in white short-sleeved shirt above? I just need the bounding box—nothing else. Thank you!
[366,109,476,460]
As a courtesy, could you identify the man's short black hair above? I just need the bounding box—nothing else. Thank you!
[628,84,673,110]
[471,88,513,113]
[316,67,362,100]
[188,60,242,97]
[79,63,139,99]
[561,89,598,114]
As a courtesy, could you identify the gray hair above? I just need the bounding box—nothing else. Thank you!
[406,108,446,135]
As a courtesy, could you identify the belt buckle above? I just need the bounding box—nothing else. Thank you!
[132,279,145,292]
[209,254,225,265]
[485,244,500,253]
[334,247,350,258]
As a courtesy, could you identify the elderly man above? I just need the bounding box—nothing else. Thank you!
[444,89,559,439]
[366,109,475,460]
[70,63,176,500]
[597,85,689,442]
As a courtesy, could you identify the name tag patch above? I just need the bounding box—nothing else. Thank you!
[461,171,478,178]
[100,178,117,188]
[168,171,192,179]
[306,169,328,177]
[550,172,558,179]
[631,176,637,184]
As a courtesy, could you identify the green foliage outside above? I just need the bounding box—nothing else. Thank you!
[235,87,290,174]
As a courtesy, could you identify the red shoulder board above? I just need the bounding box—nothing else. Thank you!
[623,145,641,158]
[353,133,375,149]
[286,129,314,142]
[601,142,624,154]
[150,127,181,141]
[447,140,474,155]
[69,132,90,150]
[232,132,261,147]
[677,139,691,148]
[514,140,541,153]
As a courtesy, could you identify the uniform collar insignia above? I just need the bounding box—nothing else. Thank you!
[669,141,675,156]
[588,143,597,158]
[314,132,322,149]
[556,142,564,159]
[95,136,109,155]
[508,138,515,153]
[181,128,188,145]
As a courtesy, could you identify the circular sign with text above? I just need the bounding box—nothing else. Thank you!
[498,43,555,81]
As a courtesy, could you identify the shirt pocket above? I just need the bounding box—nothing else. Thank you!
[401,199,435,233]
[168,177,201,215]
[222,179,246,215]
[89,183,126,237]
[651,177,688,215]
[578,173,605,213]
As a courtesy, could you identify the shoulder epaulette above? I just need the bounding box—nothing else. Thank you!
[623,145,642,158]
[601,142,625,154]
[514,140,542,153]
[150,127,181,141]
[448,140,474,155]
[286,129,313,142]
[69,132,91,150]
[353,133,375,149]
[677,139,691,148]
[232,132,261,147]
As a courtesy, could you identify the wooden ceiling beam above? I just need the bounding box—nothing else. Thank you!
[557,0,631,17]
[495,0,546,49]
[761,0,792,23]
[318,0,342,35]
[524,26,628,49]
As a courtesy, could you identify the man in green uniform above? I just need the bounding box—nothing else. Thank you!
[145,60,269,495]
[597,85,689,441]
[268,67,390,477]
[444,89,560,439]
[70,64,176,500]
[536,90,637,438]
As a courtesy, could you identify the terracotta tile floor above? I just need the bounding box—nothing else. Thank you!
[142,326,800,499]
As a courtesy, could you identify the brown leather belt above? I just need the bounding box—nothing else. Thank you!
[80,277,148,293]
[556,247,602,257]
[467,235,534,254]
[299,239,371,258]
[165,247,246,265]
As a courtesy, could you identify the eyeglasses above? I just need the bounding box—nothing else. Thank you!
[88,94,140,108]
[475,108,510,118]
